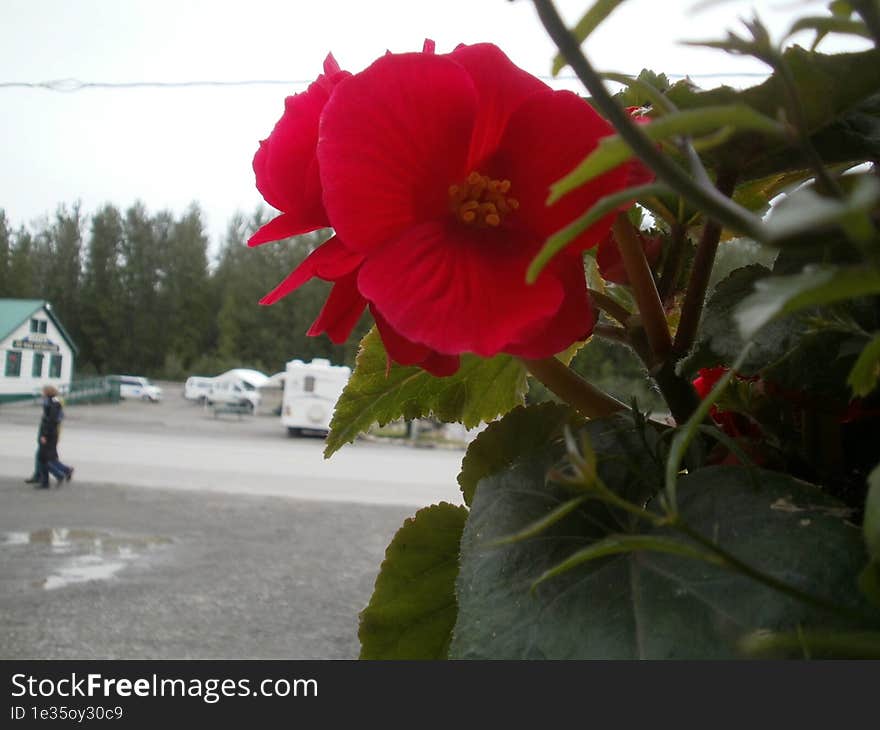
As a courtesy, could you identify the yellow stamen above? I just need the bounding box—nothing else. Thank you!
[450,172,518,228]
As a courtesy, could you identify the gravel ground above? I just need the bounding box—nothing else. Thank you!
[0,382,432,659]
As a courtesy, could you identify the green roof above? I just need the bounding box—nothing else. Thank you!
[0,298,79,354]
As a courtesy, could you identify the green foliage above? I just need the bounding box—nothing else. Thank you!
[736,265,880,340]
[358,503,467,659]
[325,328,528,458]
[0,202,362,379]
[682,264,801,376]
[457,402,581,506]
[451,456,877,659]
[848,332,880,397]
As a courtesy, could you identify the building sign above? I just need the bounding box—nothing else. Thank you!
[11,335,60,352]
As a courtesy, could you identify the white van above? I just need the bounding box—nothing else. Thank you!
[183,375,215,402]
[116,375,163,402]
[282,358,351,436]
[205,368,268,412]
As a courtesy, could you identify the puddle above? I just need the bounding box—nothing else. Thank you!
[1,528,171,590]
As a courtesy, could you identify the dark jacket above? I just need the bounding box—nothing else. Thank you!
[38,397,64,461]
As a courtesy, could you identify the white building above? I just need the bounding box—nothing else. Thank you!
[0,299,77,399]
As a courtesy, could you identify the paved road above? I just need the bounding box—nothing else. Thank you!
[0,393,468,659]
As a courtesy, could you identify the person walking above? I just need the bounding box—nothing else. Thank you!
[34,385,74,488]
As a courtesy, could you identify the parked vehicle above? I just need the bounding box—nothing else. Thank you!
[282,358,351,436]
[183,375,215,402]
[115,375,163,402]
[205,368,268,412]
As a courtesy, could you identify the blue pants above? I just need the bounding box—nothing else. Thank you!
[38,458,71,486]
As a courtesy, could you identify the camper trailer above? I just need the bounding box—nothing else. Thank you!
[282,358,350,436]
[205,368,268,413]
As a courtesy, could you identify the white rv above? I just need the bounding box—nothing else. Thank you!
[282,358,351,436]
[205,368,269,413]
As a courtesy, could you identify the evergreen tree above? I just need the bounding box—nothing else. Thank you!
[80,204,125,373]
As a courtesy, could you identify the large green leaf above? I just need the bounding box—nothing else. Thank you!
[666,46,880,179]
[451,461,877,659]
[457,402,581,506]
[325,328,528,457]
[735,265,880,340]
[681,264,805,377]
[359,502,467,659]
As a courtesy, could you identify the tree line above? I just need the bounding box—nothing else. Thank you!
[0,203,371,380]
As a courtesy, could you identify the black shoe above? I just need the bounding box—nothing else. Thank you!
[36,482,49,489]
[24,477,40,484]
[66,467,74,482]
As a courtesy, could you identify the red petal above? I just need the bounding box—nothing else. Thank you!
[446,43,548,168]
[252,62,350,241]
[596,231,628,284]
[358,221,563,358]
[489,90,630,251]
[307,271,367,343]
[505,255,595,358]
[373,308,460,376]
[318,53,476,252]
[248,211,327,247]
[259,236,363,305]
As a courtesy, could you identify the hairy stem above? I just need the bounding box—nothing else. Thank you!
[531,0,765,241]
[612,215,672,359]
[521,357,627,419]
[673,169,738,357]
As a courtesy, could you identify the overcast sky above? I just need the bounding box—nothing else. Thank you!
[0,0,870,257]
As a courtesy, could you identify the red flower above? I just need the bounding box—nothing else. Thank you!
[320,44,633,358]
[252,43,635,374]
[596,228,662,285]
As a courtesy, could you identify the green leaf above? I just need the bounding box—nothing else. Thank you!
[551,0,628,76]
[866,462,880,561]
[457,401,580,506]
[681,264,805,377]
[787,16,872,48]
[549,106,784,204]
[528,183,668,283]
[451,462,877,659]
[847,332,880,397]
[732,169,817,215]
[762,176,880,246]
[325,328,528,458]
[359,502,467,659]
[615,69,671,110]
[736,265,880,340]
[665,47,880,180]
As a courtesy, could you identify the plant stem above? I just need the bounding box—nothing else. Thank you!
[612,215,672,359]
[531,0,765,241]
[588,287,632,326]
[521,356,627,419]
[673,169,738,357]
